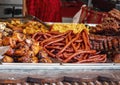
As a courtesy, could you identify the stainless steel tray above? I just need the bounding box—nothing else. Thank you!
[0,63,120,70]
[0,21,119,70]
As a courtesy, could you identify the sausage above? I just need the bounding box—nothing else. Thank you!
[82,30,90,50]
[41,31,70,46]
[57,33,80,55]
[43,47,55,57]
[46,46,61,50]
[63,50,96,63]
[52,43,65,46]
[44,38,64,47]
[77,54,106,63]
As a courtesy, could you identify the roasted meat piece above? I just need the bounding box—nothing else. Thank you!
[90,9,120,36]
[113,53,120,63]
[109,9,120,21]
[2,55,14,63]
[18,51,38,63]
[89,34,120,51]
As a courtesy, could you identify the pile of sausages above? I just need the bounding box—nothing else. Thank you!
[33,29,107,63]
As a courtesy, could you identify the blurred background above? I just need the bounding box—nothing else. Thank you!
[0,0,119,22]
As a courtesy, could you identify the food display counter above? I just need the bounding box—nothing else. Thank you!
[0,8,120,84]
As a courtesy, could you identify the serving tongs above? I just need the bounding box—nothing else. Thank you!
[26,15,50,29]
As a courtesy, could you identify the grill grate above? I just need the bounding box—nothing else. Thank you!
[0,81,119,85]
[0,76,119,85]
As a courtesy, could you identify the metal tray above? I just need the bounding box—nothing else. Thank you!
[0,19,119,70]
[0,63,120,70]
